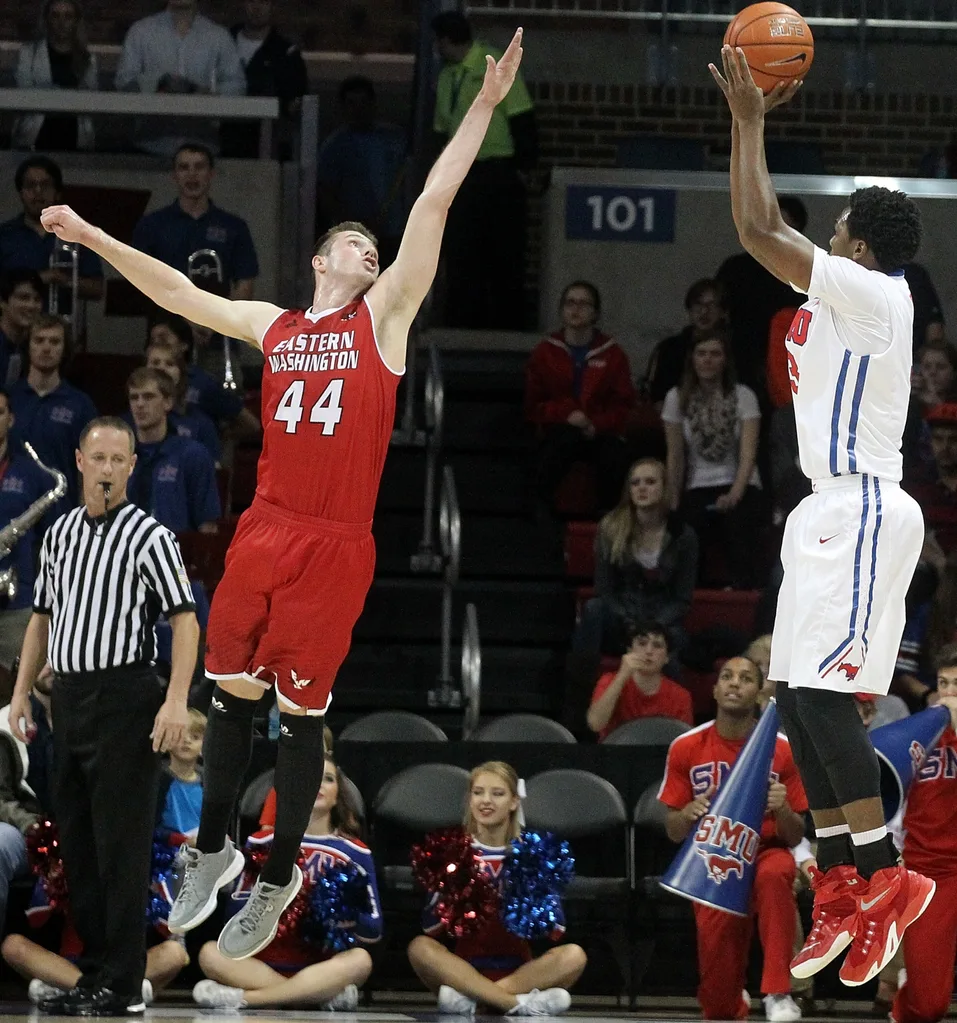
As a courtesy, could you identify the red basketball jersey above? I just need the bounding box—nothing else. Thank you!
[257,298,402,522]
[902,725,957,879]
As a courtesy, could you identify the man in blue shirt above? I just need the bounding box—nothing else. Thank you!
[0,158,104,312]
[132,145,259,301]
[126,367,220,534]
[0,388,54,673]
[0,270,43,388]
[8,315,96,514]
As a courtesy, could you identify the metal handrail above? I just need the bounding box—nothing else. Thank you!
[461,603,482,739]
[410,343,446,574]
[429,464,463,708]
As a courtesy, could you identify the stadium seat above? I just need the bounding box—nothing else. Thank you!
[684,588,760,637]
[468,713,576,743]
[553,462,599,519]
[603,717,691,746]
[339,710,448,743]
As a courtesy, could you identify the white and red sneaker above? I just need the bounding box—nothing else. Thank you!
[839,865,936,987]
[790,864,862,979]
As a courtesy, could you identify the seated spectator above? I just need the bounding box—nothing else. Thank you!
[13,0,98,152]
[525,281,635,513]
[586,621,693,739]
[114,0,245,157]
[145,338,221,464]
[658,656,807,1022]
[126,367,220,534]
[0,270,43,387]
[317,77,409,269]
[193,753,380,1010]
[662,330,764,588]
[0,662,54,931]
[132,144,259,301]
[9,314,96,512]
[905,402,957,555]
[912,339,957,417]
[748,635,775,709]
[224,0,307,158]
[156,708,205,847]
[407,760,584,1016]
[0,157,103,310]
[644,279,727,407]
[574,457,697,658]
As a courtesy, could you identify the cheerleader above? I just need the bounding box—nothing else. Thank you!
[193,754,381,1009]
[408,760,586,1016]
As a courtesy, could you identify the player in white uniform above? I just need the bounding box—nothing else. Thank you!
[709,45,935,994]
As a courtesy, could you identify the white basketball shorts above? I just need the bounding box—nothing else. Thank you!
[769,473,923,696]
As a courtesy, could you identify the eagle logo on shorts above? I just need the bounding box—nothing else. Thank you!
[290,669,312,689]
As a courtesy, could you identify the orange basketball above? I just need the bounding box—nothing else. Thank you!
[723,2,814,93]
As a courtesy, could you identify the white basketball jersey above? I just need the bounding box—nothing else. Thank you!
[785,246,914,483]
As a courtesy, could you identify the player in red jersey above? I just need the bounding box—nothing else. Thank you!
[658,657,808,1021]
[40,27,528,961]
[890,647,957,1023]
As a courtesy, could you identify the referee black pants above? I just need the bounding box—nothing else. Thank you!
[52,667,163,998]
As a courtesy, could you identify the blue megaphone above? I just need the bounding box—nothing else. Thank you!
[659,701,780,917]
[872,704,950,821]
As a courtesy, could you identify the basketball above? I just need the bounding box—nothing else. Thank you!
[723,2,814,93]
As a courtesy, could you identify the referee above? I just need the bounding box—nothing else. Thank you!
[9,416,199,1017]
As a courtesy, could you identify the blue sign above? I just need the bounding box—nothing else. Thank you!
[565,186,676,243]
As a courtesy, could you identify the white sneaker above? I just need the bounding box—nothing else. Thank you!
[192,979,247,1009]
[764,993,802,1022]
[437,984,477,1016]
[323,984,359,1011]
[508,988,572,1016]
[28,979,65,1004]
[743,990,752,1010]
[141,980,154,1006]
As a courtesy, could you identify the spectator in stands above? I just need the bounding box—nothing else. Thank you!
[0,157,103,308]
[145,339,221,464]
[748,635,775,709]
[115,0,245,157]
[0,270,43,388]
[408,760,585,1016]
[0,662,54,932]
[586,621,692,739]
[317,77,409,269]
[716,194,808,400]
[644,279,728,407]
[903,262,945,350]
[132,144,259,301]
[905,402,957,555]
[432,11,536,329]
[193,753,379,1010]
[525,281,635,513]
[155,707,205,848]
[768,403,810,527]
[662,330,764,588]
[13,0,98,153]
[224,0,307,158]
[574,457,697,659]
[659,656,807,1022]
[912,339,957,417]
[9,314,96,512]
[126,367,220,534]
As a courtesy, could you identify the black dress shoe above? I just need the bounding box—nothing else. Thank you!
[73,988,145,1018]
[38,986,96,1016]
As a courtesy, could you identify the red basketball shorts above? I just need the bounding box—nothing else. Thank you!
[205,496,375,714]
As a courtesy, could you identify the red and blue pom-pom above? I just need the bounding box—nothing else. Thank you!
[26,819,68,911]
[500,830,575,939]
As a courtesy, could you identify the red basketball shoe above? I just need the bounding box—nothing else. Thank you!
[839,865,936,987]
[790,864,863,979]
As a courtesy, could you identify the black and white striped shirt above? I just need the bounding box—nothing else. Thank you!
[33,502,196,674]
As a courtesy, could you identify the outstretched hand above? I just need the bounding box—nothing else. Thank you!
[708,44,802,121]
[39,204,95,247]
[478,27,524,107]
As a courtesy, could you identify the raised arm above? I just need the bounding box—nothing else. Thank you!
[367,28,526,368]
[38,206,281,348]
[710,46,814,290]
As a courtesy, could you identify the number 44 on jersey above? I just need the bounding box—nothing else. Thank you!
[274,378,344,435]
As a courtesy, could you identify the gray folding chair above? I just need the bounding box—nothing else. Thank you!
[469,713,576,743]
[340,711,448,743]
[603,717,691,746]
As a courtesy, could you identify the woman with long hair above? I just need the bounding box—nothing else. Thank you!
[662,330,765,587]
[14,0,98,152]
[193,755,380,1009]
[408,761,586,1016]
[573,457,698,658]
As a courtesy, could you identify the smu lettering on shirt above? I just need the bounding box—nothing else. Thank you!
[422,840,565,976]
[785,246,913,482]
[228,830,382,970]
[658,720,808,845]
[902,725,957,879]
[258,298,401,523]
[0,450,55,610]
